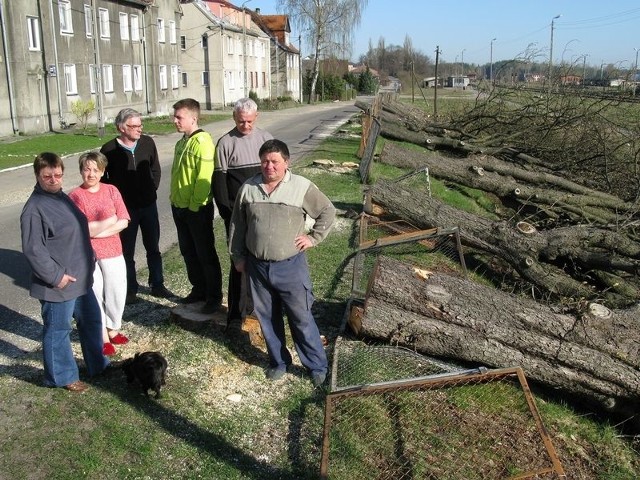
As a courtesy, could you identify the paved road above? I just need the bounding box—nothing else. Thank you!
[0,99,363,364]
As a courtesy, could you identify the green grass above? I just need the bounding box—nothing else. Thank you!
[0,113,230,170]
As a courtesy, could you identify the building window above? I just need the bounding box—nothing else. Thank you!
[130,15,140,42]
[119,13,129,41]
[99,8,110,38]
[226,35,234,54]
[202,71,209,86]
[27,16,41,51]
[228,70,235,88]
[102,64,114,93]
[59,0,73,34]
[181,72,188,87]
[84,5,93,38]
[63,64,77,95]
[133,65,143,91]
[89,64,95,93]
[157,19,165,43]
[262,71,266,87]
[180,35,186,50]
[171,65,179,89]
[123,65,133,92]
[169,20,176,44]
[159,65,167,90]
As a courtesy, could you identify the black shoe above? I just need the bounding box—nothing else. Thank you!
[151,284,176,299]
[200,300,222,314]
[179,292,206,304]
[311,371,327,388]
[125,292,139,304]
[265,367,286,381]
[225,317,242,331]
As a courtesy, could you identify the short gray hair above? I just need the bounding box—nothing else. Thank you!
[114,108,141,129]
[233,98,258,115]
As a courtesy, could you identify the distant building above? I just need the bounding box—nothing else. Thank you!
[421,77,440,88]
[560,75,581,86]
[447,76,470,88]
[0,0,298,136]
[0,0,181,135]
[180,0,271,108]
[349,64,379,79]
[251,10,301,101]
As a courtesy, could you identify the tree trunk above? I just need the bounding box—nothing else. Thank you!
[356,256,640,414]
[367,180,640,307]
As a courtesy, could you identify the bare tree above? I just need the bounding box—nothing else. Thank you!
[402,35,414,72]
[278,0,368,103]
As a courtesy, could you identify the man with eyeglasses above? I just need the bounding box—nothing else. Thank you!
[100,108,175,304]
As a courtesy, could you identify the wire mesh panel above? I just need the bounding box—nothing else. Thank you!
[321,352,565,479]
[358,117,381,184]
[352,214,467,297]
[331,338,467,390]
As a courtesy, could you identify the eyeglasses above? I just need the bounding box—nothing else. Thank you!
[126,123,143,129]
[41,173,64,181]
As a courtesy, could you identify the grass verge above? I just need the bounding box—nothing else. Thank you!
[0,113,230,170]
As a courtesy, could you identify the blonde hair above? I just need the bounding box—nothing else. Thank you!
[78,151,108,172]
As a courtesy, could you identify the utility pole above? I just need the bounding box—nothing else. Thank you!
[434,46,440,118]
[490,37,496,84]
[634,48,639,96]
[461,49,465,88]
[548,14,561,94]
[411,61,414,103]
[242,0,252,97]
[91,0,105,136]
[299,34,303,103]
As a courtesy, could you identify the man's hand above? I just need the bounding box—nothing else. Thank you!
[56,274,76,289]
[294,235,313,251]
[234,259,246,273]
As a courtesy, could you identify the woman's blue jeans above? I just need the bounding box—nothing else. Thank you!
[40,289,108,387]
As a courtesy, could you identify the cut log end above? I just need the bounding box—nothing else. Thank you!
[586,302,612,319]
[348,305,365,335]
[516,221,537,235]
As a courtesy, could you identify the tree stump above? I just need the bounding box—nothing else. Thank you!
[170,302,227,330]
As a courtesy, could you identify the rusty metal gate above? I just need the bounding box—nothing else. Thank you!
[321,338,565,479]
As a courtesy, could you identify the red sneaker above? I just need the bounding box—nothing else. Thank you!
[103,342,116,356]
[109,333,129,345]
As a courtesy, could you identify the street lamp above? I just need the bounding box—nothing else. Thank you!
[461,49,466,88]
[241,0,252,97]
[582,53,589,87]
[634,48,639,96]
[299,34,303,103]
[548,14,561,88]
[490,37,496,83]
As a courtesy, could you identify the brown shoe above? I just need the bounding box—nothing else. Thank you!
[64,380,89,393]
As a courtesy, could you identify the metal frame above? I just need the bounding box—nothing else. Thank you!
[320,366,566,479]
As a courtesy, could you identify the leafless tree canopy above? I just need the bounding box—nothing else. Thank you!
[362,89,640,309]
[278,0,368,101]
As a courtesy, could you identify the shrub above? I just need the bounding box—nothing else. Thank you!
[70,99,96,132]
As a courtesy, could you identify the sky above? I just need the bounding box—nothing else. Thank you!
[252,1,640,69]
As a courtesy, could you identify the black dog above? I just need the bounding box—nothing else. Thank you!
[122,351,168,398]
